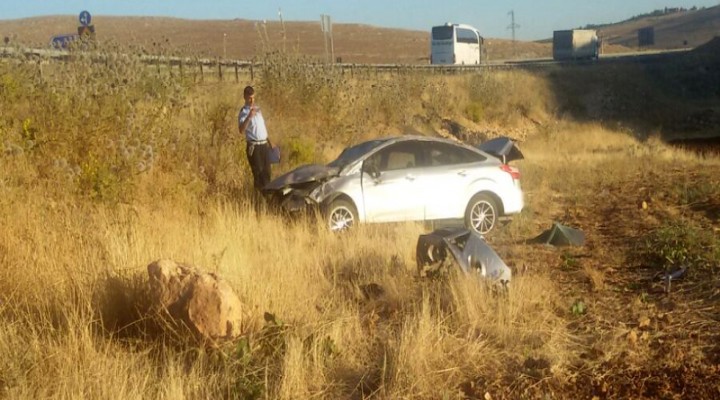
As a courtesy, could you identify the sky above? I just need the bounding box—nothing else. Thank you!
[2,1,718,40]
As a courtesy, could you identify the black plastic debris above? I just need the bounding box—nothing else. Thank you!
[661,265,688,281]
[416,227,511,284]
[654,265,688,293]
[530,222,585,246]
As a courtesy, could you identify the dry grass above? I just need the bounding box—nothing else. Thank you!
[1,186,581,398]
[1,46,719,399]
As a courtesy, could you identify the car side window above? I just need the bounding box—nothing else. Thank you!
[368,141,423,172]
[427,142,486,166]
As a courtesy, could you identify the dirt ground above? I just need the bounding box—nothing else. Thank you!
[470,166,720,399]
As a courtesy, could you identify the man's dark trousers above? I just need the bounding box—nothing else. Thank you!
[246,142,271,190]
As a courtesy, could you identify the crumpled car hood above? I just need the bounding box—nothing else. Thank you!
[477,137,524,164]
[263,164,340,192]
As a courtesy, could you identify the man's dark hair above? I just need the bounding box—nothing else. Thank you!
[243,86,255,96]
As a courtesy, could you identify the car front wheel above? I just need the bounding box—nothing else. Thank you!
[465,193,499,235]
[326,199,358,232]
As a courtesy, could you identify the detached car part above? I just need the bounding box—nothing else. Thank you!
[416,227,511,285]
[529,222,585,246]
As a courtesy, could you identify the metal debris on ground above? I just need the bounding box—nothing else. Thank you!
[654,264,688,293]
[416,227,511,285]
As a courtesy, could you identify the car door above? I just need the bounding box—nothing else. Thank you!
[361,141,425,222]
[419,141,488,220]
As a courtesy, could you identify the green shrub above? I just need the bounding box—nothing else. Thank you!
[0,63,37,112]
[637,221,719,273]
[560,251,580,271]
[465,101,484,123]
[0,46,189,202]
[77,153,130,202]
[571,299,587,316]
[674,181,720,206]
[284,136,317,166]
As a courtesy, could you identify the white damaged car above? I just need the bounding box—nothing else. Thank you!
[263,135,524,235]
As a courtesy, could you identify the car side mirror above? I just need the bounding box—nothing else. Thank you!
[363,160,382,180]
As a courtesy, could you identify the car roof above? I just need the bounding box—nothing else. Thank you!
[373,134,475,148]
[328,134,495,171]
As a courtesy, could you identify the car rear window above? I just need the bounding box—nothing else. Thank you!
[427,142,486,166]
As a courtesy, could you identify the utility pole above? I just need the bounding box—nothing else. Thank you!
[320,14,333,63]
[507,10,520,58]
[329,17,334,63]
[223,33,227,59]
[278,8,286,52]
[321,15,328,63]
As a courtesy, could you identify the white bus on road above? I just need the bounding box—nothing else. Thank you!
[431,23,484,65]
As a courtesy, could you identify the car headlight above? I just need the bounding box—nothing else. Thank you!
[308,183,326,202]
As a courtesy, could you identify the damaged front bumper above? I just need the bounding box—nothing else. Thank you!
[268,190,319,213]
[416,227,512,285]
[263,164,340,213]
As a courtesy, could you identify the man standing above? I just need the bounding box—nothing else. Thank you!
[238,85,272,191]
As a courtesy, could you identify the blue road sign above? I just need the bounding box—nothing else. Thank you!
[79,11,91,27]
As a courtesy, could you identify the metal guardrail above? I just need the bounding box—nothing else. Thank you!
[1,46,690,79]
[0,46,252,67]
[0,46,546,73]
[1,46,260,81]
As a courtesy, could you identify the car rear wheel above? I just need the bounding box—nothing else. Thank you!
[326,199,358,232]
[465,193,499,235]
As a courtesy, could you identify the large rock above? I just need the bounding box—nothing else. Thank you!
[147,259,255,341]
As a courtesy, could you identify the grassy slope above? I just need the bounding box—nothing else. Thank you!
[2,125,718,399]
[1,48,719,398]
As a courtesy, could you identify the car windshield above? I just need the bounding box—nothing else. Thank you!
[327,139,388,169]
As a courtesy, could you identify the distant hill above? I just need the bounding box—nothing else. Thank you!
[0,6,718,63]
[595,5,720,49]
[1,16,431,64]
